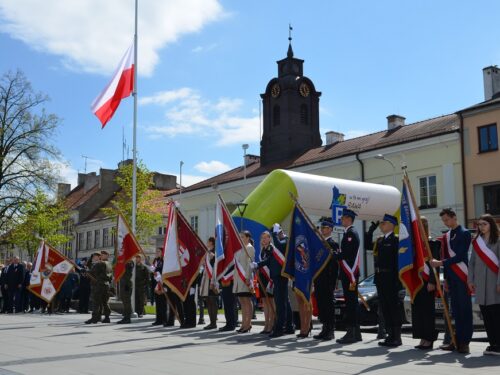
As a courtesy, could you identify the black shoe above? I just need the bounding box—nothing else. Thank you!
[180,323,196,329]
[313,327,326,340]
[198,319,205,325]
[102,316,110,323]
[203,323,217,330]
[218,326,235,332]
[117,318,131,324]
[415,343,434,350]
[259,329,272,334]
[439,343,455,351]
[151,321,162,326]
[84,318,99,324]
[284,328,295,335]
[336,327,356,344]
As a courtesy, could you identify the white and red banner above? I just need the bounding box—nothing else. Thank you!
[91,42,134,128]
[162,202,207,301]
[472,235,499,274]
[29,241,74,303]
[114,214,143,282]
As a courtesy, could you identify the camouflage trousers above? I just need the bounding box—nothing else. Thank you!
[91,284,111,321]
[120,288,132,319]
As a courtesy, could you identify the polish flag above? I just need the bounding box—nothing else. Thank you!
[91,42,135,128]
[114,214,143,282]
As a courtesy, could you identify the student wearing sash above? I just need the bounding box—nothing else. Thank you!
[313,218,339,341]
[468,214,500,356]
[374,214,402,347]
[254,225,294,338]
[257,231,276,334]
[412,216,440,350]
[200,237,218,330]
[430,208,472,354]
[233,231,255,333]
[336,208,362,344]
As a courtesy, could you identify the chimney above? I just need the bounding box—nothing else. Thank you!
[387,115,405,130]
[77,172,98,193]
[244,154,260,166]
[483,66,500,101]
[325,131,344,145]
[57,183,71,200]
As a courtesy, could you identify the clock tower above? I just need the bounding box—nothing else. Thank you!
[260,40,322,165]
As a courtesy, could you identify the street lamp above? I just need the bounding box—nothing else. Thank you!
[374,154,396,187]
[242,144,249,182]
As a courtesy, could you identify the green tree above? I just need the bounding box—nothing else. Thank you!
[101,161,163,244]
[8,190,71,257]
[0,70,62,233]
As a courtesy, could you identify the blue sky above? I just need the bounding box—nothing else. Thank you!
[1,0,499,188]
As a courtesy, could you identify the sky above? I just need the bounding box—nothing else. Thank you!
[1,0,500,189]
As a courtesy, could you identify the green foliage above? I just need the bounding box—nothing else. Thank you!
[8,190,71,256]
[101,161,163,244]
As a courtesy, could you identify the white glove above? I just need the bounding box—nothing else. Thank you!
[190,287,196,296]
[250,262,258,270]
[154,274,162,283]
[273,223,282,234]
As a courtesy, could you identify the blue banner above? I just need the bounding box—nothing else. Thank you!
[283,205,331,302]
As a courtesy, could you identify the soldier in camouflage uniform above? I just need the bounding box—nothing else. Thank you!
[135,255,150,317]
[85,252,112,324]
[117,261,134,324]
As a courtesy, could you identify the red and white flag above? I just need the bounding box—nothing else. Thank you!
[29,241,75,303]
[91,42,135,128]
[114,214,143,282]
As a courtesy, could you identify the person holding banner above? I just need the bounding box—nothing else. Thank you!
[468,213,500,356]
[336,208,362,344]
[234,231,255,333]
[117,261,134,324]
[257,232,276,334]
[430,208,472,354]
[374,214,402,347]
[200,237,219,330]
[313,219,339,341]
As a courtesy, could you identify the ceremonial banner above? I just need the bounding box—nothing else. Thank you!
[162,202,207,301]
[398,178,425,301]
[91,41,135,128]
[114,214,143,282]
[29,241,75,303]
[215,194,243,280]
[283,204,331,302]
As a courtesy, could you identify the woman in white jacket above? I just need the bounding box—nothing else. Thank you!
[233,230,255,333]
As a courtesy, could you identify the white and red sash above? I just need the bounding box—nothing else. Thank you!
[204,255,213,280]
[472,236,499,274]
[442,231,468,284]
[221,270,233,283]
[422,263,431,282]
[235,255,248,284]
[340,250,360,284]
[272,246,285,267]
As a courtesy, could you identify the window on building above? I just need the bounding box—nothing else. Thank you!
[86,231,92,250]
[94,229,100,248]
[273,105,280,126]
[190,216,199,233]
[484,184,500,215]
[419,175,437,209]
[111,230,116,246]
[300,104,308,125]
[78,233,84,252]
[103,228,109,247]
[478,124,498,153]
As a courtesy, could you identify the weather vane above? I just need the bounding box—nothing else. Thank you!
[289,23,293,43]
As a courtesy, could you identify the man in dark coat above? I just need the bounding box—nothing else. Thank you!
[336,209,362,344]
[6,256,25,313]
[374,214,402,347]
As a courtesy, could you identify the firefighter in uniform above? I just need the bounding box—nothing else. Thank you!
[313,218,339,341]
[336,208,362,344]
[374,214,402,347]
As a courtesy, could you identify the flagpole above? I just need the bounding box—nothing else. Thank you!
[130,0,139,319]
[402,169,457,348]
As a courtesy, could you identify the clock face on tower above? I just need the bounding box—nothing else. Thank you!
[299,83,310,97]
[271,83,281,98]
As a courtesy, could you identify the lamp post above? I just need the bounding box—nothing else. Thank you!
[375,154,397,187]
[242,144,249,182]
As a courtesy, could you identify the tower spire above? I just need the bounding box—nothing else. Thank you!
[287,23,293,57]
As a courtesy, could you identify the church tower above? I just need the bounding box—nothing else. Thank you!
[260,35,322,165]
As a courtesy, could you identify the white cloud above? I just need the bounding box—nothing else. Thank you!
[194,160,231,175]
[144,88,260,146]
[0,0,225,76]
[139,88,194,106]
[53,161,78,189]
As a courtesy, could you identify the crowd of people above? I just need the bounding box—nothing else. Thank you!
[2,207,499,357]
